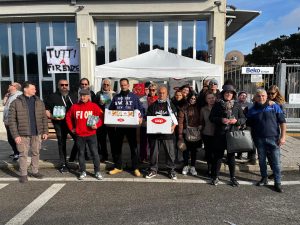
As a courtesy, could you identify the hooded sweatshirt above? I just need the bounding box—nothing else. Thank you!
[66,100,103,137]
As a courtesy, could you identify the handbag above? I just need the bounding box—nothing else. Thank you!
[184,112,201,142]
[226,129,254,153]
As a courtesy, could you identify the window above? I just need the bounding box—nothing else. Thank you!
[95,21,118,65]
[137,20,208,60]
[0,21,77,100]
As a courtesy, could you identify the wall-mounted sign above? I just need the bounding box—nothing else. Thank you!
[289,94,300,104]
[251,74,263,83]
[242,67,274,74]
[46,46,79,73]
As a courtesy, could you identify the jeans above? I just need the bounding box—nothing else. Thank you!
[76,134,100,173]
[5,125,19,155]
[17,135,41,176]
[148,138,175,172]
[113,127,139,170]
[254,136,281,183]
[53,120,78,166]
[183,140,200,167]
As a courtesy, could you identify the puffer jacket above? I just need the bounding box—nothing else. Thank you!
[178,103,201,136]
[8,95,48,139]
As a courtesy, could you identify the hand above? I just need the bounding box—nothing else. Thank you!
[269,100,275,105]
[42,134,48,140]
[228,118,237,124]
[222,118,230,124]
[15,137,21,144]
[139,118,143,125]
[278,137,286,146]
[171,125,176,133]
[91,125,97,130]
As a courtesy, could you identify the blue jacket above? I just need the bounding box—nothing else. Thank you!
[246,102,286,138]
[109,92,145,117]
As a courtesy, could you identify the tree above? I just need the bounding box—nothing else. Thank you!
[245,33,300,65]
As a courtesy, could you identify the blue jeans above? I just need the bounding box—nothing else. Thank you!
[254,136,281,183]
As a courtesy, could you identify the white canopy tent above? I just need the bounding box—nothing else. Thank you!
[94,49,222,90]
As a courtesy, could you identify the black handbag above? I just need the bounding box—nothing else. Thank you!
[184,112,201,142]
[226,130,254,153]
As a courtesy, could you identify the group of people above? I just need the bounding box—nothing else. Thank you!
[3,77,286,192]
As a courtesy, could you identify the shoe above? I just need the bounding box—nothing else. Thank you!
[230,177,239,187]
[13,154,19,161]
[78,171,87,180]
[109,168,123,175]
[30,172,44,179]
[19,175,28,183]
[274,183,283,193]
[189,166,198,176]
[169,171,177,180]
[59,165,69,173]
[211,178,219,186]
[268,174,274,180]
[256,177,268,186]
[145,170,157,179]
[134,169,141,177]
[182,166,189,175]
[95,172,103,180]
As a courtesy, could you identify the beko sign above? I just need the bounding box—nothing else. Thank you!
[242,67,274,74]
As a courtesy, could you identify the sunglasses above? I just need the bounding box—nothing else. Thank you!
[149,89,156,92]
[210,83,218,85]
[103,84,110,86]
[81,83,88,86]
[268,92,276,95]
[60,84,69,87]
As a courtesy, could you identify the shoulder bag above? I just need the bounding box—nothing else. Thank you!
[184,111,201,142]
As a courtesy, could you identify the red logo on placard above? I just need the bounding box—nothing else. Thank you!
[151,118,166,124]
[117,118,124,122]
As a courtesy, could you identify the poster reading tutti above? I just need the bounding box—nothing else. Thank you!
[46,46,80,73]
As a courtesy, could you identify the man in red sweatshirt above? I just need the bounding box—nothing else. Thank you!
[66,88,104,180]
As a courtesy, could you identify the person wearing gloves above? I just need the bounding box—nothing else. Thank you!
[108,78,144,177]
[66,88,104,180]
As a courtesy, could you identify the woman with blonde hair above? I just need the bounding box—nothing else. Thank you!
[267,85,285,106]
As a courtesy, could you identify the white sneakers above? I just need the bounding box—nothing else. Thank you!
[182,166,197,176]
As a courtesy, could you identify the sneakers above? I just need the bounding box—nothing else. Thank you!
[59,165,69,173]
[19,175,28,183]
[30,172,44,179]
[95,172,103,180]
[189,166,197,176]
[109,168,123,175]
[182,166,189,175]
[274,183,283,193]
[134,169,141,177]
[256,177,268,186]
[169,171,177,180]
[230,177,239,187]
[211,178,219,186]
[78,171,87,180]
[145,170,157,179]
[13,154,19,161]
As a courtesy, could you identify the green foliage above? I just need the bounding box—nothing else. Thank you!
[245,33,300,65]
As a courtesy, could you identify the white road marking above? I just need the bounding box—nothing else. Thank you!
[0,178,300,185]
[0,183,9,189]
[5,183,65,225]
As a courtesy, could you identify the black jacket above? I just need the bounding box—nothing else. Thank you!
[209,100,246,136]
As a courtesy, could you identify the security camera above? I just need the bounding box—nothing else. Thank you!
[214,1,222,7]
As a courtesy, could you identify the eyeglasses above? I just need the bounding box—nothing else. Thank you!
[81,83,88,86]
[103,84,110,86]
[60,84,69,87]
[268,92,276,95]
[210,83,218,85]
[149,89,156,92]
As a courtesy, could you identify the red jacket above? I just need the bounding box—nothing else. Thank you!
[66,100,103,137]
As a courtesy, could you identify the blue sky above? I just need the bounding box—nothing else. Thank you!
[225,0,300,55]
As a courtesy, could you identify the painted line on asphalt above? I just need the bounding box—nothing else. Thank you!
[5,183,65,225]
[0,183,9,189]
[0,178,300,185]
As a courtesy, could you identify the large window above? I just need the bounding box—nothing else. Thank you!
[95,21,118,65]
[0,21,77,100]
[137,20,208,61]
